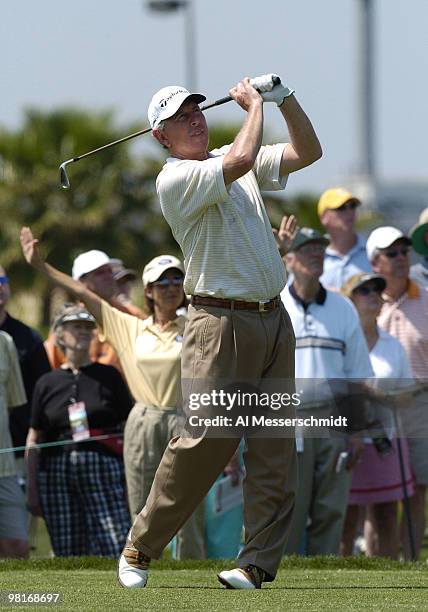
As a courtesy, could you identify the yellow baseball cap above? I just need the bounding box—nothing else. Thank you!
[317,188,361,217]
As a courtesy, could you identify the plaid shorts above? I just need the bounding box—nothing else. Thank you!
[38,450,130,557]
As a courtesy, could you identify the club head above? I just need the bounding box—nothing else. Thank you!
[59,161,71,189]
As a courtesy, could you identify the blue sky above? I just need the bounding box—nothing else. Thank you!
[2,0,427,195]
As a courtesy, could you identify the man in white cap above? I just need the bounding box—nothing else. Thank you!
[410,207,428,288]
[118,74,322,589]
[367,226,428,559]
[71,250,118,301]
[317,188,371,290]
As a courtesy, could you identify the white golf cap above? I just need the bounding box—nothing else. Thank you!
[148,85,206,130]
[366,226,411,262]
[142,255,184,287]
[72,250,112,280]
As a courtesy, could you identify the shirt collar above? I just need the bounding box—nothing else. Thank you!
[289,282,327,310]
[325,234,365,258]
[407,279,420,299]
[144,314,186,333]
[382,279,420,304]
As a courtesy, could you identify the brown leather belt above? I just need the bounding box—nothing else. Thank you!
[191,295,281,312]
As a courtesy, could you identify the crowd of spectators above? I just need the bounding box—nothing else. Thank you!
[0,188,427,561]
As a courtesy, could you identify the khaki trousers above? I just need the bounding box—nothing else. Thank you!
[284,436,351,556]
[131,302,297,580]
[124,405,205,559]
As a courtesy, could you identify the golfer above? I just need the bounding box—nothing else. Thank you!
[116,74,322,589]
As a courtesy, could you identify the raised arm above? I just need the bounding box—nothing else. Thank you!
[278,95,322,174]
[222,78,264,185]
[20,227,103,323]
[258,74,322,174]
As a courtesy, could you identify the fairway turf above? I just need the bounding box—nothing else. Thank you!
[1,559,428,611]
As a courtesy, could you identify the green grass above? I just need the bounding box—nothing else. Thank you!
[0,559,427,611]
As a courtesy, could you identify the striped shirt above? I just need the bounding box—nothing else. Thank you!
[377,280,428,380]
[0,331,27,477]
[157,143,288,301]
[281,285,373,405]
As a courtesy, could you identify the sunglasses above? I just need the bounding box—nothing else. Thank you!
[152,277,183,288]
[0,276,9,285]
[383,247,409,259]
[337,201,359,212]
[354,285,382,296]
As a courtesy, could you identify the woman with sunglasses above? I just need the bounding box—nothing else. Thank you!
[20,228,206,559]
[340,273,414,558]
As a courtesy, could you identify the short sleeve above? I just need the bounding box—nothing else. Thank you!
[4,335,27,409]
[252,143,288,191]
[158,155,229,226]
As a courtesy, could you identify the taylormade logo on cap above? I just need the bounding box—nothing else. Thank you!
[148,86,206,129]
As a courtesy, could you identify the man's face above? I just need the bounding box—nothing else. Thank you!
[286,241,326,281]
[154,100,209,159]
[80,264,117,300]
[0,265,11,310]
[371,239,410,280]
[321,200,359,235]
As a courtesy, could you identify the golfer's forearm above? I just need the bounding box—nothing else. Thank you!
[279,95,322,170]
[40,261,103,323]
[223,102,263,184]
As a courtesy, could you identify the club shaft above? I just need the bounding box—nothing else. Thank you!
[72,96,233,162]
[73,126,152,162]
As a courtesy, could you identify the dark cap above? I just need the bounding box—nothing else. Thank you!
[53,305,96,330]
[287,227,329,253]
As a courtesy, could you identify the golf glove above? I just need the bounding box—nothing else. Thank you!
[250,73,294,106]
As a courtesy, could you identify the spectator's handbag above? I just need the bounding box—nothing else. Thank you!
[89,427,124,456]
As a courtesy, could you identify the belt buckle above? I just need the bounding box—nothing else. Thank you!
[258,300,270,312]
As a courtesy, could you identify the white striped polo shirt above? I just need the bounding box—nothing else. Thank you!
[157,143,288,301]
[377,280,428,380]
[281,284,373,405]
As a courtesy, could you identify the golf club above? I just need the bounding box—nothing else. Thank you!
[59,76,281,189]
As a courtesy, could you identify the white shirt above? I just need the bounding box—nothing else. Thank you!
[281,284,373,405]
[157,143,288,301]
[368,328,413,439]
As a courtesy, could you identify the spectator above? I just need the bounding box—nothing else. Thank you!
[340,273,414,559]
[26,304,132,557]
[44,250,122,371]
[110,259,145,319]
[0,265,51,459]
[367,226,428,559]
[20,229,210,559]
[410,207,428,288]
[281,226,373,555]
[318,188,371,289]
[0,331,28,558]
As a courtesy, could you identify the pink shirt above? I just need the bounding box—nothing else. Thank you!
[377,280,428,380]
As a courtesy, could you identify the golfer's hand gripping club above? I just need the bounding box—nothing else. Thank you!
[251,73,295,106]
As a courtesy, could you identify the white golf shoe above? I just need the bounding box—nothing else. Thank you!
[117,541,150,588]
[218,565,265,589]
